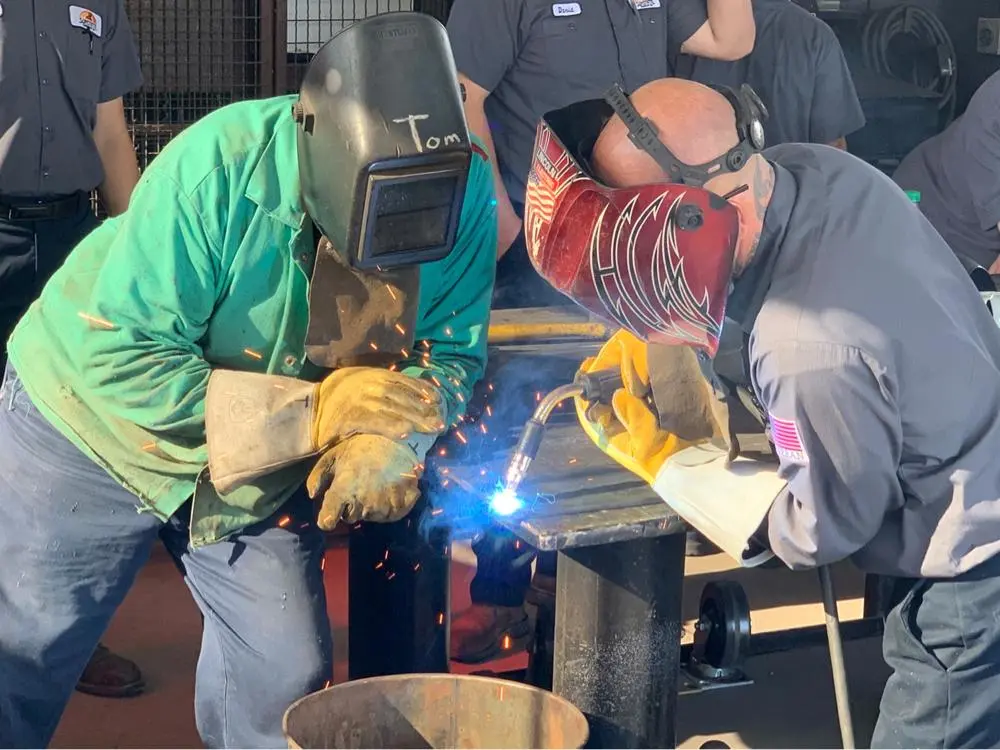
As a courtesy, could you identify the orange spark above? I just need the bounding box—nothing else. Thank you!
[387,572,396,581]
[437,612,445,625]
[321,558,326,571]
[140,441,157,452]
[444,326,453,336]
[430,376,442,387]
[77,311,116,330]
[369,341,379,351]
[502,634,512,650]
[388,364,398,372]
[441,468,450,475]
[413,563,421,572]
[324,680,332,689]
[479,423,488,434]
[456,393,465,403]
[277,515,291,528]
[394,323,406,336]
[431,508,444,516]
[487,383,495,391]
[386,284,397,300]
[401,348,409,358]
[243,348,263,360]
[455,431,468,444]
[569,458,578,464]
[438,448,447,456]
[400,472,418,479]
[375,561,384,570]
[443,479,450,487]
[384,550,390,561]
[485,405,493,417]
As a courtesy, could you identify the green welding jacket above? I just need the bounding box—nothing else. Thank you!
[7,95,497,546]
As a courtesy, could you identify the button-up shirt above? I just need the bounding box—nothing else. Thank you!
[0,0,143,196]
[8,95,498,545]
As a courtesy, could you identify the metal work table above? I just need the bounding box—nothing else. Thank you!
[438,415,688,750]
[348,309,689,748]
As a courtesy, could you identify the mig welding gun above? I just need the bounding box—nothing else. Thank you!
[502,368,624,495]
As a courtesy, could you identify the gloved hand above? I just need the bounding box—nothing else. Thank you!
[575,330,692,483]
[311,367,445,451]
[307,434,430,528]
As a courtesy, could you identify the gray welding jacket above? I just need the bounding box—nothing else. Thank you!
[727,143,1000,579]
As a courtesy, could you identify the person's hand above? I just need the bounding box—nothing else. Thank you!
[311,367,445,451]
[581,328,651,398]
[575,331,691,482]
[307,435,426,528]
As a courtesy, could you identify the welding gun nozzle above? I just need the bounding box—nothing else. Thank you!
[504,418,546,492]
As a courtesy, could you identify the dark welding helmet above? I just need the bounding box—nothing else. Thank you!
[293,12,471,270]
[603,82,768,188]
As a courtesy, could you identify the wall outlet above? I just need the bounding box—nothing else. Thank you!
[978,18,1000,56]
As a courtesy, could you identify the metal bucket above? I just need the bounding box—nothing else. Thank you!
[283,674,589,749]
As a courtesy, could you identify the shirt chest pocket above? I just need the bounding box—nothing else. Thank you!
[55,10,105,117]
[535,17,594,81]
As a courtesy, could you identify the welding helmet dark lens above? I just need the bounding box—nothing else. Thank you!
[357,156,468,270]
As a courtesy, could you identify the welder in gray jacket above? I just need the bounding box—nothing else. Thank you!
[525,77,1000,748]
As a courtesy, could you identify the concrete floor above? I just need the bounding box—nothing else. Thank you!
[50,540,889,749]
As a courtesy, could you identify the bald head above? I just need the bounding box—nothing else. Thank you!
[592,79,740,188]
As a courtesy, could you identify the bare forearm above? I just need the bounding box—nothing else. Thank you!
[463,100,522,258]
[828,137,848,151]
[94,98,140,217]
[97,136,140,216]
[704,0,755,60]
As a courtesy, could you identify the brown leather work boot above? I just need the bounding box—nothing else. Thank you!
[75,643,145,698]
[450,604,532,665]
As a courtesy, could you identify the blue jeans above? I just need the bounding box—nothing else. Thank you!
[0,365,332,748]
[873,552,1000,748]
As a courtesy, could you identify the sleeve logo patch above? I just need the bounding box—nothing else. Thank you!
[770,414,808,463]
[552,3,582,16]
[70,6,103,37]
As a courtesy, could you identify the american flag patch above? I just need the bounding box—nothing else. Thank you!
[770,414,808,463]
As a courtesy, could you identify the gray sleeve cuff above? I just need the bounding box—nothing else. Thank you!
[205,370,319,495]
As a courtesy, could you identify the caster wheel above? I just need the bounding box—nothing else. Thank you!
[692,580,751,672]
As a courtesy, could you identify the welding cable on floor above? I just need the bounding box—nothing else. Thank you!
[819,565,856,750]
[861,4,957,125]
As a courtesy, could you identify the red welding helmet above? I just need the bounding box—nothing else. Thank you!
[524,98,742,356]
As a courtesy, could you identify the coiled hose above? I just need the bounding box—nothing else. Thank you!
[861,4,957,125]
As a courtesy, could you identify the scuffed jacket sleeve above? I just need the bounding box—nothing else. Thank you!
[400,140,497,427]
[752,341,905,569]
[79,171,221,465]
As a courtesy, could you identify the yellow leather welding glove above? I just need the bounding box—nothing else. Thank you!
[307,432,437,528]
[311,367,445,451]
[584,329,651,397]
[575,331,695,484]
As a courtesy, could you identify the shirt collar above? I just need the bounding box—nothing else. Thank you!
[244,101,306,230]
[725,161,796,333]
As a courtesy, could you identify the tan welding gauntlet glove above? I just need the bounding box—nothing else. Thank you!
[205,367,444,496]
[307,431,438,529]
[310,367,445,449]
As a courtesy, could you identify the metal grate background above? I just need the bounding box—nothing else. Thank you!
[96,0,452,214]
[120,0,454,172]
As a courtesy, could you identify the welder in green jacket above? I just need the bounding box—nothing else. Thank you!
[0,14,495,749]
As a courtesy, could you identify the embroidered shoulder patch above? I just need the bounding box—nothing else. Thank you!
[770,414,808,463]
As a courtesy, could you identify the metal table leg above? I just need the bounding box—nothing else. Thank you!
[553,533,686,749]
[348,505,451,680]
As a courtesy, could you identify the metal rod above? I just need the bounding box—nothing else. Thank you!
[819,566,855,750]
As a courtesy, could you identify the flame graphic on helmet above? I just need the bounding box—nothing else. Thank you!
[590,191,723,348]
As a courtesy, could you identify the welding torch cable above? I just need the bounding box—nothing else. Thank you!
[819,565,856,750]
